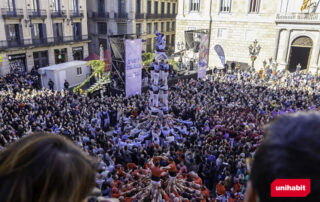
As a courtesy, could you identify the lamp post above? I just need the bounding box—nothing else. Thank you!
[248,40,261,68]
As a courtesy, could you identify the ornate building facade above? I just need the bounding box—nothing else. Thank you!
[87,0,177,54]
[0,0,90,75]
[176,0,320,73]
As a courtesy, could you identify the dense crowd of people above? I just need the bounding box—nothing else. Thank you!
[0,65,319,201]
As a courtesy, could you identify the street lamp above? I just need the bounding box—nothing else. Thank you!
[248,40,261,68]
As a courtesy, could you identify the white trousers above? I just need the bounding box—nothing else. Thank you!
[153,72,159,85]
[149,90,153,104]
[153,93,159,107]
[163,94,168,107]
[163,72,168,85]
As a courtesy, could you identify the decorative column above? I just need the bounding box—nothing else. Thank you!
[310,31,320,73]
[279,29,291,70]
[273,28,281,62]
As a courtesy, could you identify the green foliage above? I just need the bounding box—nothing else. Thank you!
[86,72,110,95]
[142,52,155,67]
[168,59,178,72]
[73,60,106,94]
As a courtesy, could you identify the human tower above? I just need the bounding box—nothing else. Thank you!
[149,31,170,115]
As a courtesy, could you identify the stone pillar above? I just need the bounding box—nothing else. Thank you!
[279,29,291,70]
[273,28,281,62]
[310,31,320,73]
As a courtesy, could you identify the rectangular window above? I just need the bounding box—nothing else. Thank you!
[98,0,105,14]
[154,1,158,14]
[53,0,61,11]
[117,23,127,35]
[33,51,48,69]
[136,0,141,14]
[220,0,232,12]
[167,3,171,14]
[31,0,39,11]
[147,23,152,34]
[161,2,165,14]
[147,1,152,14]
[154,22,158,32]
[97,22,107,35]
[171,34,175,48]
[190,0,200,11]
[217,28,228,39]
[77,67,82,75]
[7,24,19,41]
[249,0,260,13]
[173,3,176,14]
[172,22,175,31]
[73,23,82,41]
[166,22,170,32]
[136,23,141,34]
[161,22,164,32]
[118,0,125,14]
[72,0,79,12]
[8,0,15,11]
[146,38,152,52]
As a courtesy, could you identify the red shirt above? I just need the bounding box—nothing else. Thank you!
[151,166,164,178]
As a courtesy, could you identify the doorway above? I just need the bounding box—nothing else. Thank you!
[288,36,313,72]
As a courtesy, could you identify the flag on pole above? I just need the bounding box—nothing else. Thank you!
[300,0,310,11]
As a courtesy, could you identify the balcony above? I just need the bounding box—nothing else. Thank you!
[0,35,89,51]
[91,12,109,20]
[1,8,23,19]
[276,13,320,24]
[135,13,145,19]
[115,12,128,19]
[28,9,47,19]
[146,13,163,19]
[70,10,84,18]
[51,10,66,18]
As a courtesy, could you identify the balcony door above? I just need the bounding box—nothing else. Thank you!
[72,0,79,13]
[5,24,23,47]
[31,0,40,13]
[53,23,63,42]
[32,23,46,44]
[118,0,126,14]
[53,0,61,11]
[73,23,82,41]
[98,0,105,15]
[7,0,16,13]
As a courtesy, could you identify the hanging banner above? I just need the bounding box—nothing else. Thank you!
[198,33,209,79]
[214,45,226,68]
[125,39,142,98]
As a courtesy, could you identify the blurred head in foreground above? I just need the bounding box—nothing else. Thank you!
[0,133,96,202]
[245,113,320,202]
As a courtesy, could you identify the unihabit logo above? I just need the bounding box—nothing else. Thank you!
[271,179,311,197]
[275,185,306,191]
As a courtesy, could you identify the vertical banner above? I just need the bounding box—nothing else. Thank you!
[198,33,209,79]
[125,39,142,98]
[214,45,226,68]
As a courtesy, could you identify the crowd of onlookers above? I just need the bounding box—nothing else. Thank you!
[0,66,319,201]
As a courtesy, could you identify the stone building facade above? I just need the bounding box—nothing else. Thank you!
[176,0,320,73]
[0,0,90,75]
[87,0,177,54]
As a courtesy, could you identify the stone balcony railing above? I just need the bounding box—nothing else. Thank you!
[276,12,320,23]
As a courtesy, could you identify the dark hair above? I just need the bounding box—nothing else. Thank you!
[0,132,97,202]
[251,113,320,202]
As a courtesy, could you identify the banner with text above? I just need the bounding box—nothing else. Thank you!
[125,39,142,98]
[198,33,209,79]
